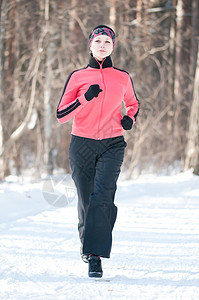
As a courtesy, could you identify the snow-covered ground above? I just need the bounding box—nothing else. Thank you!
[0,171,199,300]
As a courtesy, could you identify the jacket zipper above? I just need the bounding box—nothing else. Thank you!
[97,58,106,140]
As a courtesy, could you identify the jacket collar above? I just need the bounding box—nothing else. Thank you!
[88,55,112,69]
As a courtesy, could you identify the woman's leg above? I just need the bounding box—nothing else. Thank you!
[83,136,126,258]
[69,136,96,244]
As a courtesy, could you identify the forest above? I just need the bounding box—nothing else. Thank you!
[0,0,199,179]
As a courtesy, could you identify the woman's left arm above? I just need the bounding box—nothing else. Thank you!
[123,75,140,124]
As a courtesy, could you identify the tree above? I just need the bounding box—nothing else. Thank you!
[173,0,192,162]
[185,42,199,174]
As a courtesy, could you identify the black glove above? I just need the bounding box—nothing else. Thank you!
[121,115,133,130]
[85,84,103,101]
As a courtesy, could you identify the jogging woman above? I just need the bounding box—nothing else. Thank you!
[57,25,140,278]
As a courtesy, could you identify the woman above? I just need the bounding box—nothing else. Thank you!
[57,25,140,278]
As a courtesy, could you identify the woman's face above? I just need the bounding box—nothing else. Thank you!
[90,35,114,61]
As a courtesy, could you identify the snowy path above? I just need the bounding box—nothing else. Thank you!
[0,172,199,300]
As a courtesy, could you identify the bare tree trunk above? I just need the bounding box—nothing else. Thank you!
[136,0,142,22]
[0,0,15,177]
[189,0,199,96]
[185,42,199,174]
[167,0,176,132]
[0,0,5,179]
[109,0,116,30]
[43,0,53,174]
[174,0,192,162]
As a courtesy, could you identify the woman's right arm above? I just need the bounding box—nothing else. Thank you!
[57,71,88,124]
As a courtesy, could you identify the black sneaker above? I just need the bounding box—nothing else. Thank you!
[88,255,103,278]
[80,246,89,263]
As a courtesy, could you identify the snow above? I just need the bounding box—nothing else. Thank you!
[0,171,199,300]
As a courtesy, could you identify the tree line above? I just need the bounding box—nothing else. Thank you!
[0,0,199,179]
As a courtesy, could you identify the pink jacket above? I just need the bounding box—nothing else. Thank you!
[57,56,140,140]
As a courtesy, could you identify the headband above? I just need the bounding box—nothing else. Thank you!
[89,27,115,46]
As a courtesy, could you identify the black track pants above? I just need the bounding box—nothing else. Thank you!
[69,135,126,258]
